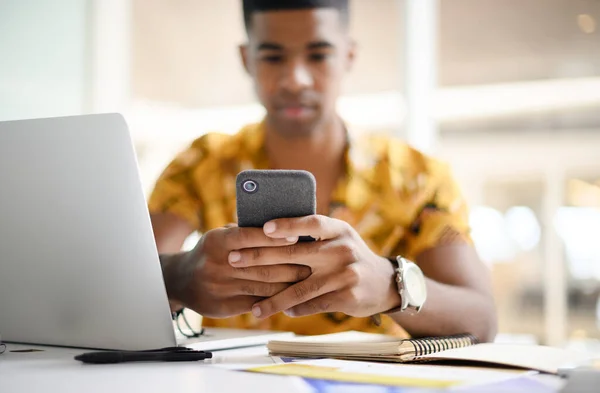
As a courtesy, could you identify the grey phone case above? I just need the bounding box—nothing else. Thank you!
[236,169,317,228]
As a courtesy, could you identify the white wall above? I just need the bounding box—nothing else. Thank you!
[0,0,91,121]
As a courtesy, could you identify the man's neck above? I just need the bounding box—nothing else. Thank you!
[264,116,347,175]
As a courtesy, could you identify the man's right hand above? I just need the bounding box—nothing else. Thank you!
[161,226,309,319]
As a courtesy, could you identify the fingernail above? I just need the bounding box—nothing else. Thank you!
[284,309,296,317]
[264,222,276,234]
[252,305,262,317]
[229,251,241,264]
[286,236,298,243]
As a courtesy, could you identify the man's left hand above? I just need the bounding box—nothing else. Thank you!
[227,215,402,319]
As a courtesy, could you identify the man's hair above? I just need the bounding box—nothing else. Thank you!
[242,0,349,32]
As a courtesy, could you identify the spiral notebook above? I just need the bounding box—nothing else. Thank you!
[267,331,477,362]
[267,331,592,374]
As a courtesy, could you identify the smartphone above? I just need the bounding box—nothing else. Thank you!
[236,169,316,239]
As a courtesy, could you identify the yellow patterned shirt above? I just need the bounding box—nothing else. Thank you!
[148,121,472,337]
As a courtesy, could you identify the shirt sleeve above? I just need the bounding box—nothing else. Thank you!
[403,163,473,259]
[147,146,204,231]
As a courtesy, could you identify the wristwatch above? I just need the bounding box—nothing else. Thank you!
[388,256,427,313]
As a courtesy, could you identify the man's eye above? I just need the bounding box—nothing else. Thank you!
[309,53,329,62]
[261,55,283,63]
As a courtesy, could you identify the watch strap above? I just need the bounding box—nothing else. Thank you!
[382,256,405,314]
[385,256,422,314]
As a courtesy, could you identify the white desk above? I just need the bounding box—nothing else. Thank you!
[1,343,311,393]
[1,343,566,393]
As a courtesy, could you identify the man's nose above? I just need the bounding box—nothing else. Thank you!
[280,60,313,92]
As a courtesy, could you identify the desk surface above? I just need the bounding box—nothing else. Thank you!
[1,343,565,393]
[1,343,311,393]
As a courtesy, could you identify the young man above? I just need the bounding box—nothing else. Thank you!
[150,0,497,341]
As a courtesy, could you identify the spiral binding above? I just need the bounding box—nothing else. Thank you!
[408,334,478,359]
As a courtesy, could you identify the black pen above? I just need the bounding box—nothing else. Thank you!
[75,350,212,364]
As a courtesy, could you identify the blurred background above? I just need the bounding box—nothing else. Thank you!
[1,0,599,347]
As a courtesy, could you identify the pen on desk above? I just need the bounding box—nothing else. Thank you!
[75,350,212,364]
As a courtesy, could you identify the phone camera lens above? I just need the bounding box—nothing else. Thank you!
[242,180,258,193]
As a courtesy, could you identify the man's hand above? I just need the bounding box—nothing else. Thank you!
[162,226,310,318]
[227,215,402,319]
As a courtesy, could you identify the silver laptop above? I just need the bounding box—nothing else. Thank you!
[0,114,292,351]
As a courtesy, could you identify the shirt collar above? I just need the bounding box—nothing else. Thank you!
[241,119,380,210]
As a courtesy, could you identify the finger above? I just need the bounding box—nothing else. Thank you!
[221,226,298,250]
[228,280,290,297]
[217,295,264,318]
[284,291,344,317]
[263,215,348,241]
[231,265,311,283]
[252,274,337,319]
[229,240,334,268]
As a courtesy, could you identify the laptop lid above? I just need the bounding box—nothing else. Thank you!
[0,114,177,350]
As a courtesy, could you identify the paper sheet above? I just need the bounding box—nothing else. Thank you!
[423,343,592,374]
[248,358,530,389]
[206,346,286,370]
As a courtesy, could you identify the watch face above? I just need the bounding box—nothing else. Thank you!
[404,265,427,306]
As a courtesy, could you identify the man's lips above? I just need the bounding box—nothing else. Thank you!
[278,105,317,119]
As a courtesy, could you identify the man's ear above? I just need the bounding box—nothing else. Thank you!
[239,44,251,75]
[345,39,357,72]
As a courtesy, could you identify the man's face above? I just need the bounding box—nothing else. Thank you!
[242,8,355,137]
